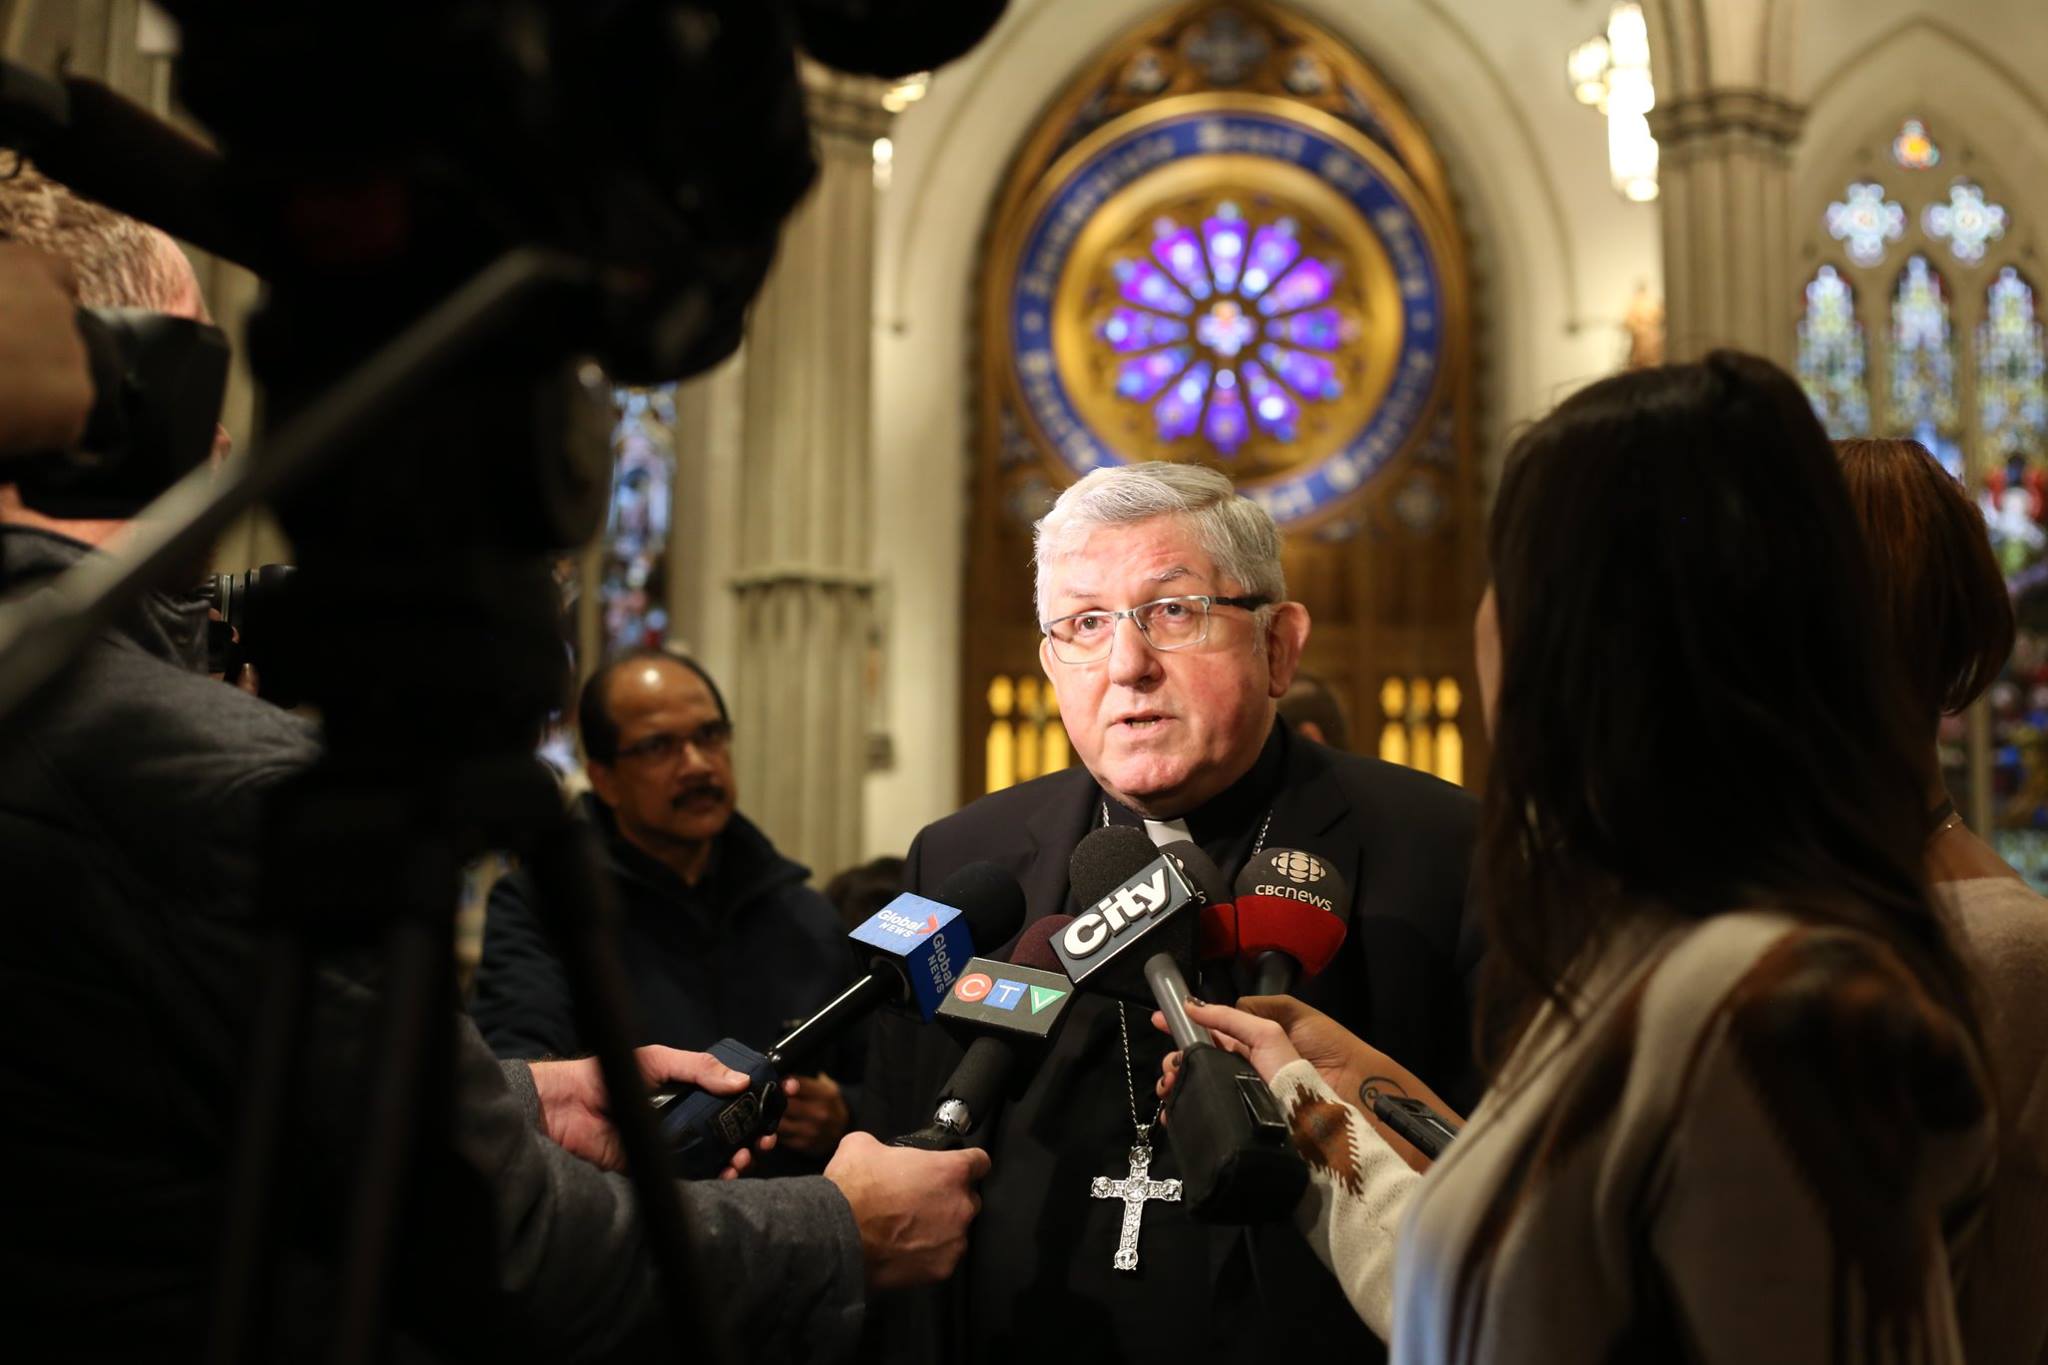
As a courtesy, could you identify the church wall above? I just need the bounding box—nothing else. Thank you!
[1794,0,2048,107]
[862,0,1663,858]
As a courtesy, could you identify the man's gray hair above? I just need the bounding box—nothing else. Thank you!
[1033,462,1286,622]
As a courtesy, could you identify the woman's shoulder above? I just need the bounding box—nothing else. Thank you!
[1645,913,1991,1211]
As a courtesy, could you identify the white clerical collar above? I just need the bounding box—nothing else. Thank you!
[1141,817,1190,849]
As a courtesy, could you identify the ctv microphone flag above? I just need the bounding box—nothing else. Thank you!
[937,957,1073,1036]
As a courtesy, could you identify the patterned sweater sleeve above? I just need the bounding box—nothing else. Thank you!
[1270,1058,1426,1342]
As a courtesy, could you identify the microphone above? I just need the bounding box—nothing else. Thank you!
[653,861,1024,1177]
[891,915,1077,1150]
[1057,828,1308,1223]
[1155,839,1239,996]
[1233,848,1352,996]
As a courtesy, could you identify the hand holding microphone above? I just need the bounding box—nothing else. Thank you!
[1155,995,1465,1171]
[651,861,1025,1177]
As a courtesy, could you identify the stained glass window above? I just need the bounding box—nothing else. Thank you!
[1924,180,2008,264]
[1099,202,1354,455]
[1797,265,1870,438]
[1888,255,1964,476]
[1825,182,1905,267]
[1984,257,2048,870]
[1891,118,1941,170]
[601,385,678,653]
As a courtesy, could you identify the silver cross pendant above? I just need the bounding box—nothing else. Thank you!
[1089,1133,1183,1272]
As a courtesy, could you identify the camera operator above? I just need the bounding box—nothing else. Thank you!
[0,163,989,1361]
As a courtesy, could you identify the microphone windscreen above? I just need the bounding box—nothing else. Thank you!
[1233,849,1351,980]
[1158,839,1236,964]
[1157,840,1230,907]
[936,861,1027,955]
[1009,914,1073,972]
[1068,825,1159,909]
[1198,901,1238,963]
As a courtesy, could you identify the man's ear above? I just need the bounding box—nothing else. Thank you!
[588,761,619,807]
[1264,602,1312,698]
[1039,634,1058,684]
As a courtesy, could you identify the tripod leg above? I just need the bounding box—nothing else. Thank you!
[523,809,728,1365]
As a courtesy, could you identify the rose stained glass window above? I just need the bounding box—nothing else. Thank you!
[1097,202,1354,456]
[1797,265,1870,438]
[1924,181,2009,264]
[1892,118,1941,171]
[1888,254,1963,477]
[1825,182,1906,268]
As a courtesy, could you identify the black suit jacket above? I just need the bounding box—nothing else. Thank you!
[862,729,1479,1362]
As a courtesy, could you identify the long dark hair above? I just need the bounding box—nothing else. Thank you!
[1475,351,1978,1065]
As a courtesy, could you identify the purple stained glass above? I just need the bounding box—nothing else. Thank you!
[1116,346,1193,401]
[1239,221,1302,299]
[1095,205,1354,449]
[1257,258,1336,316]
[1241,359,1298,439]
[1261,342,1341,401]
[1196,300,1258,358]
[1205,368,1249,454]
[1203,206,1248,294]
[1100,308,1189,353]
[1152,224,1213,302]
[1154,360,1213,441]
[1264,307,1345,350]
[1114,257,1195,315]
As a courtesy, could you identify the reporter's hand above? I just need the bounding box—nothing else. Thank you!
[529,1045,775,1179]
[1155,996,1463,1173]
[824,1131,991,1292]
[0,245,91,456]
[777,1072,850,1155]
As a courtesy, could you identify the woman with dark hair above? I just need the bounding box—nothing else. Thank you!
[1158,353,1994,1362]
[1837,435,2048,1365]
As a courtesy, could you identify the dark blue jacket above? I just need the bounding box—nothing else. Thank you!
[471,794,866,1176]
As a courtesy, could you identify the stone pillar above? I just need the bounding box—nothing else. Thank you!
[728,65,892,883]
[1650,91,1806,366]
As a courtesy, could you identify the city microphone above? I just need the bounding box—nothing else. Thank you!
[653,861,1024,1178]
[1234,848,1352,997]
[1057,828,1308,1222]
[891,915,1076,1151]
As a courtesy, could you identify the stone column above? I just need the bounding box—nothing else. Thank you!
[1650,91,1806,367]
[728,65,892,883]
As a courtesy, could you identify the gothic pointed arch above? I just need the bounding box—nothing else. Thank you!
[963,0,1480,799]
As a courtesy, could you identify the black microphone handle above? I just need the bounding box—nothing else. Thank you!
[891,1033,1014,1148]
[1143,951,1213,1052]
[768,965,894,1073]
[1248,950,1301,998]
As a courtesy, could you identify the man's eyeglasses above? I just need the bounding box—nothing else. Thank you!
[613,720,734,765]
[1040,594,1270,665]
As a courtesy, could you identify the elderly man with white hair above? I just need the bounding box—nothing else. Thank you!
[863,461,1479,1365]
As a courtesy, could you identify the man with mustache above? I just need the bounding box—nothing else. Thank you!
[474,647,862,1172]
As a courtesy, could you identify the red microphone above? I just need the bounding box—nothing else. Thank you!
[1232,849,1351,996]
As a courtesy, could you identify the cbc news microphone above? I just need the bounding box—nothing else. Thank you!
[1235,847,1352,996]
[891,915,1077,1150]
[1056,828,1307,1222]
[652,861,1024,1178]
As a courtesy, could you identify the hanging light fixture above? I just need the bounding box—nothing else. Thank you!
[1565,4,1659,202]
